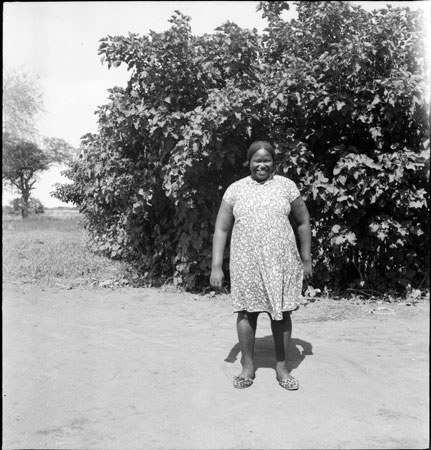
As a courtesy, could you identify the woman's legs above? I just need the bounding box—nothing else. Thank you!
[271,311,295,381]
[236,311,259,379]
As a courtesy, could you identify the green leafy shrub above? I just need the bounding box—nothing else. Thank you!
[4,197,45,216]
[55,1,429,294]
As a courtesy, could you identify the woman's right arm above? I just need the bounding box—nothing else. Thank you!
[210,200,234,289]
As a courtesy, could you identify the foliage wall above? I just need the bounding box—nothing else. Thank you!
[55,1,430,294]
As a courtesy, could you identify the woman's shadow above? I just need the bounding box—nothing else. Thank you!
[224,336,313,373]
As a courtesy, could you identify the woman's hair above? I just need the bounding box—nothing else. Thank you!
[247,140,276,162]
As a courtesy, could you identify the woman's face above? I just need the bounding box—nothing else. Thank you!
[249,148,274,182]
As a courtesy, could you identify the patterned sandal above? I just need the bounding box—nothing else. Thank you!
[277,375,299,391]
[233,376,254,389]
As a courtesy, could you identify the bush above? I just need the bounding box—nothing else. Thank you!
[55,1,429,294]
[4,197,45,216]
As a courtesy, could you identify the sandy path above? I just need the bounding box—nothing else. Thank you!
[2,286,429,449]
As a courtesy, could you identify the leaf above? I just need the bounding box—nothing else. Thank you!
[334,236,345,245]
[371,95,381,106]
[319,51,328,60]
[332,224,341,233]
[345,232,357,244]
[370,127,382,140]
[377,231,387,241]
[362,156,381,170]
[369,223,379,233]
[409,200,425,209]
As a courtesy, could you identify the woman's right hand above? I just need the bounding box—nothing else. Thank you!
[210,267,225,290]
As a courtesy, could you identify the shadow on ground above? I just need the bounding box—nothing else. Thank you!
[224,336,313,373]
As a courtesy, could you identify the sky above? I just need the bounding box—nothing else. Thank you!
[2,1,430,207]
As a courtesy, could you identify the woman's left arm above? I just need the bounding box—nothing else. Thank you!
[290,196,313,281]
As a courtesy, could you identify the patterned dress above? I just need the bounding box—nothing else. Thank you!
[223,174,303,320]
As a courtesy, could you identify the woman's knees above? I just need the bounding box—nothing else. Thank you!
[270,311,292,327]
[237,310,260,322]
[266,311,291,320]
[282,311,292,321]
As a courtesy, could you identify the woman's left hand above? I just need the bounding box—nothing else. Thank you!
[302,260,313,282]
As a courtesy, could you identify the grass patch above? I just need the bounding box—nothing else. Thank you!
[2,212,139,288]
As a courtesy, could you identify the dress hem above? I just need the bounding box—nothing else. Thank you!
[232,304,300,321]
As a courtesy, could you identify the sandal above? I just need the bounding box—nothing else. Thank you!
[233,375,254,389]
[277,375,299,391]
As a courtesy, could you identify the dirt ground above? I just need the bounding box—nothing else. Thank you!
[2,285,429,449]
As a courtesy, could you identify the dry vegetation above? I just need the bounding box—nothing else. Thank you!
[2,209,139,289]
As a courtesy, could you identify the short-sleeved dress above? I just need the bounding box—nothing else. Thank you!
[223,174,303,320]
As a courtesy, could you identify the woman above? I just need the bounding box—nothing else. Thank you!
[210,140,312,390]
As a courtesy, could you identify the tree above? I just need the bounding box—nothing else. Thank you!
[55,2,429,294]
[2,68,44,140]
[2,69,77,217]
[2,134,49,218]
[42,137,77,166]
[2,133,77,218]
